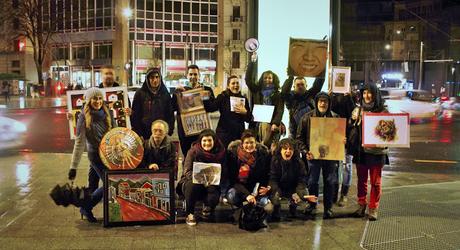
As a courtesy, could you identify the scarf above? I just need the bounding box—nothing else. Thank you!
[261,85,275,105]
[237,145,256,183]
[362,101,375,112]
[192,141,226,163]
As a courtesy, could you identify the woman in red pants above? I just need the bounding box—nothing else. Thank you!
[348,83,389,221]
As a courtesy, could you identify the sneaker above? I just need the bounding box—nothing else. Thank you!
[303,204,317,216]
[368,208,378,221]
[201,206,212,218]
[337,195,348,207]
[352,204,366,218]
[186,214,197,226]
[323,209,334,219]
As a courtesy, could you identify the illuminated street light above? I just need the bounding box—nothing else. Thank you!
[122,8,132,18]
[385,44,391,50]
[396,30,401,34]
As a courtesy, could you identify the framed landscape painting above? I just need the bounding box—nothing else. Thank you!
[362,112,410,148]
[103,169,175,227]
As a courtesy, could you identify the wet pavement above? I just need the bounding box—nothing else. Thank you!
[0,97,459,249]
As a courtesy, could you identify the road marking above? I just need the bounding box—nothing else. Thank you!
[414,159,458,164]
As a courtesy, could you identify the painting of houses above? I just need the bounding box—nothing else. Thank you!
[103,170,174,227]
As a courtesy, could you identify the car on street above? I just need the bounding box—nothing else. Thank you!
[380,88,442,124]
[0,115,27,151]
[440,96,460,111]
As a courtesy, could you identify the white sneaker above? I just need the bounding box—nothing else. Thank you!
[186,214,196,226]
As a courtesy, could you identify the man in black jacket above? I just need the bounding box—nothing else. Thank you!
[131,67,174,139]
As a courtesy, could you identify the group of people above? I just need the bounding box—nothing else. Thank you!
[67,60,389,227]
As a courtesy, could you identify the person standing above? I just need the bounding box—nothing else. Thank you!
[281,73,325,139]
[203,75,252,148]
[131,68,174,140]
[98,65,120,88]
[172,65,215,156]
[2,81,11,104]
[296,92,342,219]
[67,87,115,222]
[350,83,389,221]
[245,53,284,148]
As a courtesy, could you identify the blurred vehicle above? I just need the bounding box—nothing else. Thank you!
[0,115,27,151]
[127,85,141,104]
[440,97,460,111]
[380,88,442,124]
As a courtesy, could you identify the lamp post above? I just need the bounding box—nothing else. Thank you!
[122,7,132,86]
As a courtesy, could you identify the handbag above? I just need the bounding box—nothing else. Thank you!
[238,203,268,231]
[49,183,92,208]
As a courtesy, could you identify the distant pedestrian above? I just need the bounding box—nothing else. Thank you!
[2,81,11,104]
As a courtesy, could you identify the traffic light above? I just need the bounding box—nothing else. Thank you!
[16,39,25,52]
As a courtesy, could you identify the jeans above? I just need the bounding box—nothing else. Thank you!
[227,188,272,213]
[341,155,353,196]
[87,152,106,209]
[88,166,100,193]
[307,160,339,210]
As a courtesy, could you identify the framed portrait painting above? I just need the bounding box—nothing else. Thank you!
[103,169,175,227]
[288,37,327,77]
[331,66,351,94]
[362,113,410,148]
[309,117,346,161]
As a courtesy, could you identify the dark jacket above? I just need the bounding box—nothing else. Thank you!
[226,140,271,196]
[296,92,339,152]
[139,136,176,171]
[98,82,120,88]
[181,141,226,182]
[269,139,308,195]
[172,85,215,139]
[204,90,252,147]
[131,68,174,139]
[281,76,325,138]
[348,83,389,165]
[245,62,284,125]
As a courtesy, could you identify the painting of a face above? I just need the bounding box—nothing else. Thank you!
[288,38,327,77]
[335,73,345,87]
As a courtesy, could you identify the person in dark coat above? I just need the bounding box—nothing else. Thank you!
[226,130,272,213]
[296,92,342,219]
[131,67,174,140]
[349,83,389,221]
[281,73,325,139]
[139,120,176,171]
[245,53,284,147]
[98,65,120,88]
[177,129,226,226]
[204,75,252,148]
[269,138,317,220]
[172,65,216,156]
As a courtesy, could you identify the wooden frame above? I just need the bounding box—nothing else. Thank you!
[362,112,410,148]
[180,110,211,136]
[177,88,204,113]
[103,169,175,227]
[331,66,351,94]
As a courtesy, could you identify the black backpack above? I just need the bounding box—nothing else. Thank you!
[238,203,268,231]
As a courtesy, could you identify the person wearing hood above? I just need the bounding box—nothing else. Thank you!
[349,83,389,221]
[139,120,177,171]
[203,75,253,148]
[131,67,174,140]
[245,53,284,148]
[296,92,342,219]
[269,138,317,220]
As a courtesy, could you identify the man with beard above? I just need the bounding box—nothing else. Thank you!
[281,73,325,139]
[131,67,174,139]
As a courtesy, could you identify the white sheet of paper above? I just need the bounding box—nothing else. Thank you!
[252,104,274,123]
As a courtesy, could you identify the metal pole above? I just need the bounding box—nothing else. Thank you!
[418,41,423,90]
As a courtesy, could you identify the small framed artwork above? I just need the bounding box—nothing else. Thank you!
[103,169,175,227]
[362,113,410,148]
[310,117,346,161]
[177,88,204,113]
[180,110,211,136]
[331,66,351,94]
[288,37,327,77]
[230,96,246,112]
[192,162,222,186]
[66,90,86,139]
[103,87,131,129]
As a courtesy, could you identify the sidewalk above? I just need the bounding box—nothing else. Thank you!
[0,95,66,110]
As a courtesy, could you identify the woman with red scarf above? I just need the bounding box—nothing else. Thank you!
[226,130,272,213]
[179,129,226,226]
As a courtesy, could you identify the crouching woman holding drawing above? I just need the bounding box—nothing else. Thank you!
[269,138,317,221]
[226,130,273,215]
[67,87,116,223]
[139,120,177,171]
[178,129,226,226]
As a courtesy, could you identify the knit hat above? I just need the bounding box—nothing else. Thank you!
[84,87,103,100]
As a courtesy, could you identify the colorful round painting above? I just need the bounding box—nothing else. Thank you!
[99,127,144,170]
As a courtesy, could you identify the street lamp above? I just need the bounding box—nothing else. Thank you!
[385,44,391,50]
[122,7,133,85]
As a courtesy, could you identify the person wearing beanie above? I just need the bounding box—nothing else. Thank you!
[244,52,284,148]
[296,92,342,219]
[68,87,116,223]
[131,67,175,140]
[349,83,389,221]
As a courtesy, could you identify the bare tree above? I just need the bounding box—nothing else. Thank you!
[1,0,55,86]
